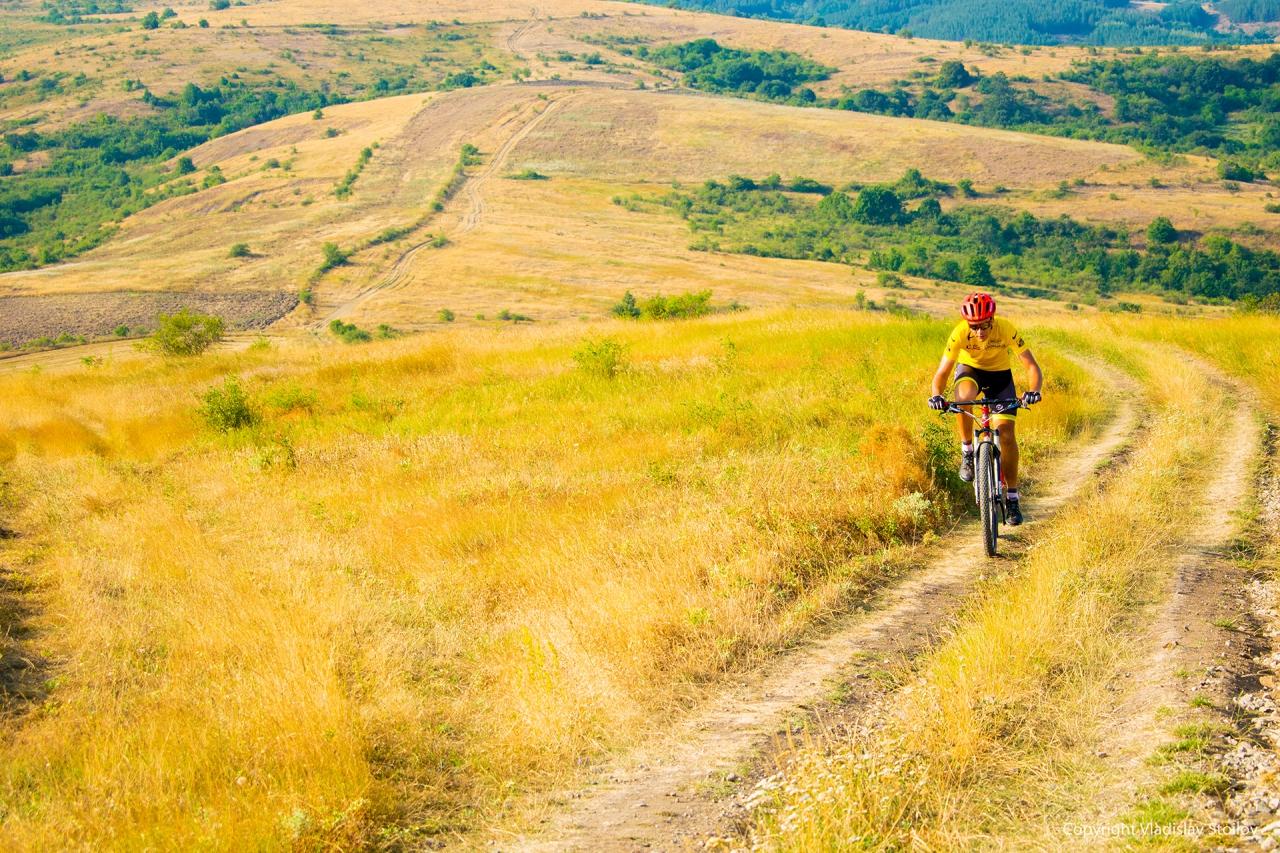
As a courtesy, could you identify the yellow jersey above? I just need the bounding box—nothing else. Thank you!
[943,316,1028,371]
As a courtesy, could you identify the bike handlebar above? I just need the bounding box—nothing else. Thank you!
[942,398,1024,415]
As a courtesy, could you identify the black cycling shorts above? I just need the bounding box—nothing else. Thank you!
[953,364,1017,419]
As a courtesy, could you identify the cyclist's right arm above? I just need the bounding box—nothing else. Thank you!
[931,324,966,398]
[931,356,956,397]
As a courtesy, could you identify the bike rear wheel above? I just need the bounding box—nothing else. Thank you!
[976,441,999,556]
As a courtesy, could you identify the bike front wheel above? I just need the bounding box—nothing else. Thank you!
[975,441,999,556]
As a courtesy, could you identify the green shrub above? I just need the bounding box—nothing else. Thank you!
[228,243,250,258]
[437,309,455,322]
[142,11,160,29]
[328,319,371,343]
[496,309,532,322]
[198,376,257,432]
[508,169,548,180]
[318,242,349,273]
[210,0,230,8]
[325,127,341,138]
[1146,216,1177,244]
[1218,160,1255,182]
[201,166,226,189]
[113,324,130,337]
[573,337,629,378]
[876,270,905,289]
[176,156,196,175]
[611,291,641,318]
[852,186,901,225]
[634,290,711,320]
[149,309,225,356]
[956,178,975,197]
[376,324,402,338]
[298,288,314,305]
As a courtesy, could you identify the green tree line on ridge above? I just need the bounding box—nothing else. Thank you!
[620,169,1280,303]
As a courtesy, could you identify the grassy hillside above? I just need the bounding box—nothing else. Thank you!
[0,310,1104,848]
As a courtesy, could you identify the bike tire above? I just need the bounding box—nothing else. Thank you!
[976,441,998,556]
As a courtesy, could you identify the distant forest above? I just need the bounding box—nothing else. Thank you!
[632,0,1277,45]
[659,40,1280,174]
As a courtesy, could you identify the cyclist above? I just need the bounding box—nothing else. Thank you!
[926,292,1043,526]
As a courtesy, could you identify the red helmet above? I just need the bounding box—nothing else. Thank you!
[961,292,996,323]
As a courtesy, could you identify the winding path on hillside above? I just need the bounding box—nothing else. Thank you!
[504,361,1142,853]
[505,7,543,60]
[320,93,572,325]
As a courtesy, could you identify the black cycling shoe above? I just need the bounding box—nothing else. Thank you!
[1006,498,1023,526]
[959,451,975,483]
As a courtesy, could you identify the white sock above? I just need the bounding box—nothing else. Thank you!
[961,440,973,454]
[1007,489,1019,501]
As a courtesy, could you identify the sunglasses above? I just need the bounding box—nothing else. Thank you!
[968,321,993,331]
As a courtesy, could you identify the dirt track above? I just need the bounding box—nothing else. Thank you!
[504,361,1140,853]
[0,291,298,348]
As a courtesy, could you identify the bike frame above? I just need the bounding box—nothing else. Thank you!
[946,398,1023,519]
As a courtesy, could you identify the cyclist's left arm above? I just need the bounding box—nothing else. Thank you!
[1018,349,1043,394]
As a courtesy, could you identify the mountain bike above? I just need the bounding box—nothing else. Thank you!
[942,397,1023,557]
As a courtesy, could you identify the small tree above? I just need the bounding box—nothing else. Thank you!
[228,243,250,258]
[142,10,160,29]
[611,291,641,318]
[1146,216,1177,244]
[937,60,973,88]
[816,190,856,221]
[962,256,996,289]
[149,309,225,356]
[852,186,901,225]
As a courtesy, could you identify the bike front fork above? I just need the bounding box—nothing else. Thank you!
[973,440,1007,519]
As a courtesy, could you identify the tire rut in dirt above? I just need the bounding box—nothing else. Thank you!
[1078,370,1266,837]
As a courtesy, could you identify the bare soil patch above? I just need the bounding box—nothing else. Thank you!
[0,291,298,349]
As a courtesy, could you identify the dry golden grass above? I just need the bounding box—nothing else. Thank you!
[737,329,1230,851]
[0,310,1103,849]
